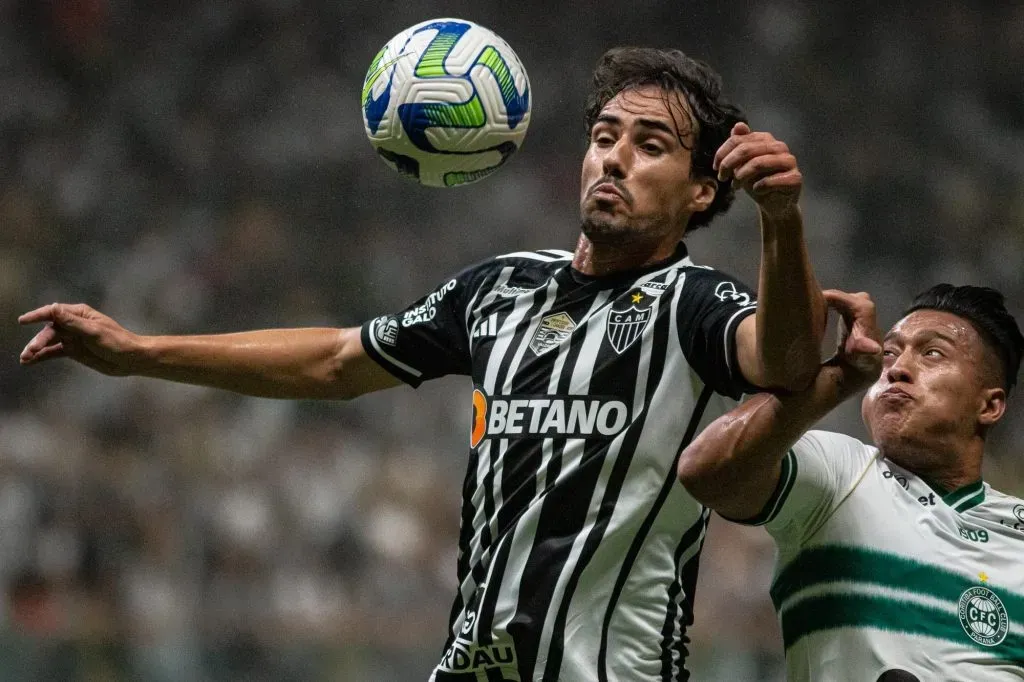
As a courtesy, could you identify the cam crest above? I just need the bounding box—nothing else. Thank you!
[606,306,652,354]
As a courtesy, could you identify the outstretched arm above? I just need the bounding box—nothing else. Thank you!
[19,303,401,400]
[715,123,826,392]
[678,291,881,520]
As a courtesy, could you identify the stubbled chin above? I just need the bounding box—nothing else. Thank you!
[869,408,908,443]
[580,216,629,241]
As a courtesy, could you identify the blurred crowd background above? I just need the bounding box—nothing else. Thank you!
[2,0,1022,679]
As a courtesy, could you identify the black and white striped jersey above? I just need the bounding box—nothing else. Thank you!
[360,243,758,682]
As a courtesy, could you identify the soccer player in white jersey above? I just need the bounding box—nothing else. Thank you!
[20,47,826,680]
[679,284,1024,681]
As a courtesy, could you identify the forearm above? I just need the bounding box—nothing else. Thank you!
[678,363,848,518]
[756,205,826,389]
[134,328,353,399]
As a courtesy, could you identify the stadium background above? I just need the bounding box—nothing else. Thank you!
[2,0,1022,679]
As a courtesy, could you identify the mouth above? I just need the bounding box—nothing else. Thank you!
[880,387,913,401]
[589,181,628,204]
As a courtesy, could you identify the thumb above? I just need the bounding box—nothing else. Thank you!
[732,121,751,136]
[822,289,860,316]
[848,334,882,357]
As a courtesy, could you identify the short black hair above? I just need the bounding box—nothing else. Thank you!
[903,284,1024,393]
[584,47,747,233]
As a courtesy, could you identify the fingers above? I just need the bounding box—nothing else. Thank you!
[822,289,873,317]
[21,323,60,356]
[18,302,95,331]
[17,303,60,325]
[713,124,752,176]
[751,168,802,193]
[20,323,67,364]
[823,290,882,369]
[849,335,883,356]
[21,341,68,365]
[714,129,791,176]
[732,153,796,182]
[717,140,792,182]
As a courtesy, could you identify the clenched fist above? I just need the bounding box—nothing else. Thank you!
[713,122,802,217]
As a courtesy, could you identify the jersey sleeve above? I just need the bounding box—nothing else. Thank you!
[360,262,491,387]
[732,430,876,547]
[677,267,759,399]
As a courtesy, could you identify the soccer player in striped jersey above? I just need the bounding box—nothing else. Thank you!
[19,47,826,680]
[679,285,1024,681]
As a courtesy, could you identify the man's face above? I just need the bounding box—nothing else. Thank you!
[862,310,1001,457]
[579,84,715,245]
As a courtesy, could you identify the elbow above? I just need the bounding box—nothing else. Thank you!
[763,346,820,393]
[319,329,362,401]
[676,450,706,490]
[676,442,726,501]
[676,413,756,498]
[770,365,818,393]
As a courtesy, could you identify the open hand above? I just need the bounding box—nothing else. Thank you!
[19,303,142,376]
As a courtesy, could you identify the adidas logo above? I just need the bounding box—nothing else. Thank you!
[473,314,498,339]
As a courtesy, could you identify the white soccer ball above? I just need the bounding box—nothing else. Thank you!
[360,18,532,187]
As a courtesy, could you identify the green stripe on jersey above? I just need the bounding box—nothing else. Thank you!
[770,545,1024,618]
[780,592,1024,663]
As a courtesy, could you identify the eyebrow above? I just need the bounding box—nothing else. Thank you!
[594,114,677,138]
[883,329,960,346]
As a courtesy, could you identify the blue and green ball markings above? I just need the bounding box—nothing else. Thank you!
[362,19,530,186]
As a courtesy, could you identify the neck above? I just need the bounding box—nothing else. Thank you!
[881,436,984,492]
[571,232,682,277]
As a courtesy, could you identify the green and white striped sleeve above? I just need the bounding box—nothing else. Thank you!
[733,431,875,545]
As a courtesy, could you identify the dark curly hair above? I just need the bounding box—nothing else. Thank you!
[584,47,747,233]
[904,284,1024,393]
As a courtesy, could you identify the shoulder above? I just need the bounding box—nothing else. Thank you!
[791,430,881,480]
[472,248,572,282]
[979,486,1024,519]
[799,430,877,456]
[447,248,570,292]
[675,260,756,304]
[494,248,573,263]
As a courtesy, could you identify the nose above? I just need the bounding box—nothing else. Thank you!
[885,354,913,385]
[601,137,631,179]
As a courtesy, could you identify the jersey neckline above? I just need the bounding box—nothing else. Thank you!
[556,241,692,290]
[923,476,987,513]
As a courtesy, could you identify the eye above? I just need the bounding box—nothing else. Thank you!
[924,348,944,358]
[882,349,898,358]
[639,142,664,155]
[591,128,615,145]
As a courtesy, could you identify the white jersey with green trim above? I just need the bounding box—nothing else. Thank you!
[744,430,1024,682]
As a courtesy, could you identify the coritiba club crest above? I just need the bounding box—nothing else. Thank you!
[958,585,1009,647]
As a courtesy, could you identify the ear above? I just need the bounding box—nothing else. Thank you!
[687,176,718,214]
[978,387,1006,428]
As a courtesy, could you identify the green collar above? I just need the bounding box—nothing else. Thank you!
[925,479,986,513]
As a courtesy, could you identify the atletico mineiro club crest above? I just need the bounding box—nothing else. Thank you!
[606,305,652,354]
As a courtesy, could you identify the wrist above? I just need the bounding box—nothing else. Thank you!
[758,203,802,230]
[127,334,159,375]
